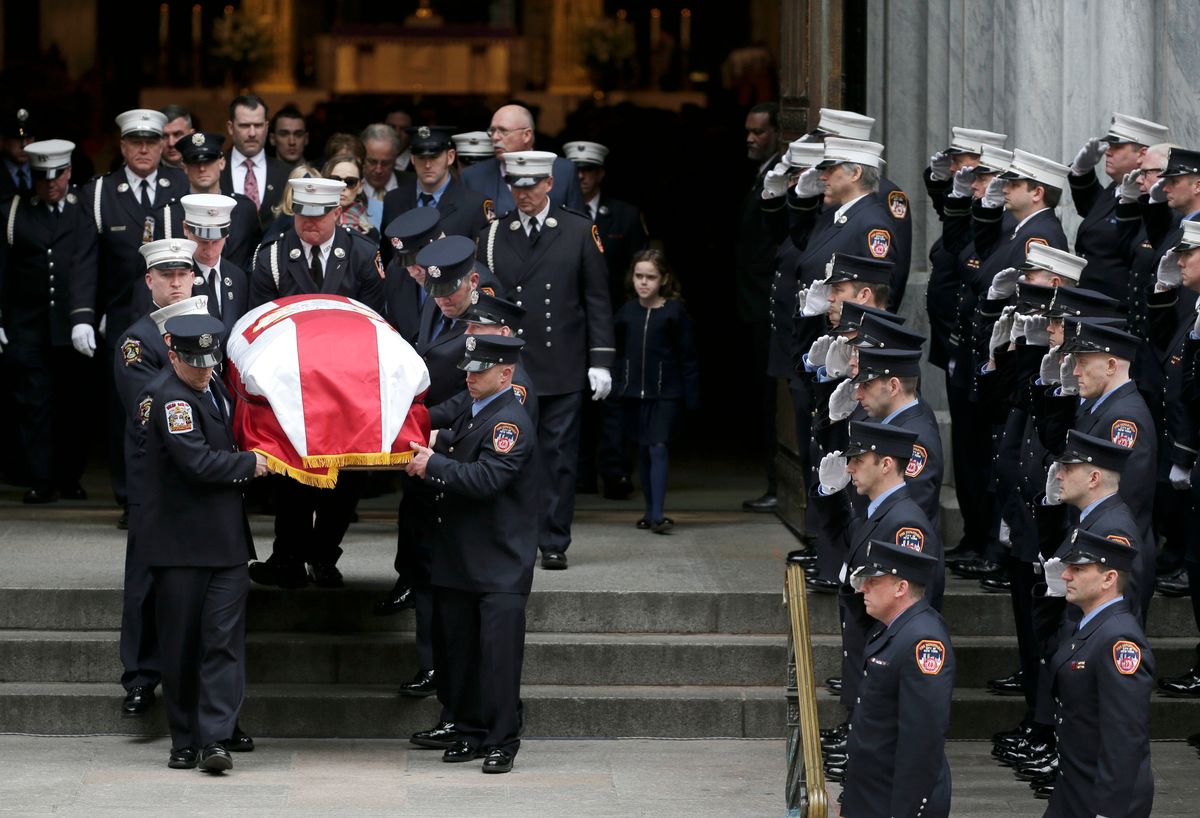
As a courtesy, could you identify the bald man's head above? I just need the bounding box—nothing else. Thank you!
[489,105,535,157]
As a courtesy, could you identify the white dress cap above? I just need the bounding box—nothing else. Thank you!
[817,138,885,170]
[817,108,875,141]
[975,145,1015,174]
[999,149,1070,191]
[1102,113,1169,147]
[139,238,198,270]
[452,131,494,158]
[562,141,609,168]
[1021,243,1087,283]
[288,178,346,216]
[181,194,237,239]
[1173,220,1200,252]
[502,150,557,187]
[785,140,824,169]
[116,109,167,138]
[947,128,1008,155]
[150,295,210,335]
[25,139,75,179]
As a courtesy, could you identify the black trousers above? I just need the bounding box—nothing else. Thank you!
[4,340,89,490]
[153,563,248,750]
[269,472,364,566]
[394,476,435,669]
[538,391,583,554]
[433,585,527,754]
[576,395,632,488]
[946,376,996,552]
[1008,559,1039,709]
[119,507,160,691]
[104,342,128,505]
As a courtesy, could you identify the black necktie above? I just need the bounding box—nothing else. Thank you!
[528,218,539,245]
[310,248,323,288]
[140,179,152,210]
[418,192,434,207]
[17,168,30,195]
[49,203,60,220]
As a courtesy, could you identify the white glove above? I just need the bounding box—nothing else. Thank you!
[828,378,858,421]
[1148,177,1168,204]
[987,267,1021,300]
[1010,313,1030,345]
[819,450,852,494]
[1118,169,1142,204]
[998,519,1012,547]
[1043,557,1067,597]
[801,280,832,317]
[0,327,7,353]
[951,166,974,198]
[795,167,824,198]
[1045,462,1064,505]
[762,162,789,199]
[982,176,1006,209]
[1156,250,1182,292]
[1059,354,1080,396]
[71,323,96,358]
[989,305,1017,354]
[824,336,854,379]
[98,314,107,339]
[807,335,834,368]
[1040,346,1063,384]
[929,151,951,182]
[1170,464,1192,491]
[1070,137,1107,176]
[1024,315,1051,347]
[587,367,612,401]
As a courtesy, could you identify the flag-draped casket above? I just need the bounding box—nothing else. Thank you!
[225,294,431,488]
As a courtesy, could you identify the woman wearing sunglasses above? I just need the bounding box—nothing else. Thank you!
[321,153,381,241]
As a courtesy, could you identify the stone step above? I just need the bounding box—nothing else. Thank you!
[2,681,1197,740]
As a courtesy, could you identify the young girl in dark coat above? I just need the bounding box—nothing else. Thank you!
[613,250,700,532]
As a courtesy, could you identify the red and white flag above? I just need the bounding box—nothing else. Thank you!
[225,295,431,488]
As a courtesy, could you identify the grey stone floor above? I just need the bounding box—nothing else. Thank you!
[1,736,1198,817]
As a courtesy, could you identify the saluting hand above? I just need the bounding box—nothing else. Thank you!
[1070,137,1107,176]
[1117,169,1143,204]
[951,166,974,199]
[929,151,951,182]
[406,441,433,479]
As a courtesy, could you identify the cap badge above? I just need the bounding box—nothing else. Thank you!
[394,238,404,250]
[139,113,150,121]
[191,133,205,146]
[334,247,346,259]
[206,208,218,216]
[304,184,316,193]
[16,109,28,122]
[198,333,212,349]
[470,289,480,304]
[418,126,431,139]
[289,248,301,260]
[465,336,477,351]
[168,241,180,252]
[545,217,558,228]
[427,264,441,279]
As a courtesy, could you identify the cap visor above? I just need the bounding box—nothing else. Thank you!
[1054,451,1087,464]
[177,351,223,368]
[423,278,465,298]
[184,224,231,240]
[150,261,194,271]
[182,153,222,164]
[1173,240,1200,253]
[997,170,1027,181]
[457,358,495,372]
[294,203,337,217]
[1061,550,1101,565]
[851,370,880,384]
[814,158,838,169]
[461,309,499,325]
[122,129,162,139]
[504,175,548,188]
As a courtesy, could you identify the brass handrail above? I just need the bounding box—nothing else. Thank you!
[784,553,828,817]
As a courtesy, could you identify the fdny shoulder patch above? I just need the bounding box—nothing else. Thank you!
[165,400,194,435]
[492,422,519,454]
[1113,640,1142,675]
[1025,237,1048,255]
[906,444,928,478]
[591,223,605,254]
[121,337,142,366]
[1110,419,1138,448]
[867,228,891,259]
[887,190,909,221]
[512,384,527,405]
[915,640,946,675]
[483,198,496,222]
[896,527,925,552]
[137,397,153,426]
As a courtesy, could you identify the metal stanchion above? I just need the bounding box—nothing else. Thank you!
[783,551,828,818]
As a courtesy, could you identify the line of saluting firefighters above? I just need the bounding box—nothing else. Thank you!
[0,97,701,775]
[736,104,1200,817]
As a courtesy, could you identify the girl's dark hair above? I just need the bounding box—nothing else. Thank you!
[626,248,682,300]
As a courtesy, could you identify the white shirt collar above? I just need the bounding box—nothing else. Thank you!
[585,193,600,220]
[834,192,869,222]
[519,200,552,232]
[364,173,397,201]
[124,165,158,190]
[231,147,264,169]
[304,233,336,264]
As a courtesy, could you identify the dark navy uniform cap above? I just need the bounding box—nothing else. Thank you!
[1159,147,1200,179]
[844,420,919,460]
[1054,429,1133,472]
[1015,281,1057,314]
[405,125,456,157]
[178,131,226,164]
[458,334,524,372]
[1047,287,1124,320]
[854,540,938,585]
[1063,527,1137,573]
[385,208,443,266]
[164,314,225,368]
[851,347,923,383]
[1060,317,1140,360]
[416,235,476,298]
[463,291,526,327]
[832,302,905,336]
[851,314,925,350]
[824,253,894,286]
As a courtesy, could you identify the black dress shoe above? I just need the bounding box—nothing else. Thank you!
[824,677,843,694]
[541,551,568,570]
[601,475,634,500]
[1015,755,1058,781]
[374,582,416,616]
[993,722,1032,745]
[168,747,198,769]
[410,721,458,749]
[822,751,848,766]
[1033,781,1055,799]
[808,578,840,593]
[650,518,674,534]
[791,552,818,566]
[442,740,482,762]
[122,685,155,717]
[248,559,309,588]
[220,725,255,752]
[1157,568,1190,597]
[822,737,848,754]
[399,668,437,698]
[58,484,87,501]
[979,576,1011,593]
[742,493,778,512]
[824,764,846,782]
[23,487,56,504]
[199,743,233,773]
[820,722,848,742]
[117,508,129,530]
[950,558,1001,579]
[307,562,344,588]
[1000,739,1055,766]
[481,747,514,773]
[987,670,1025,695]
[1158,668,1200,697]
